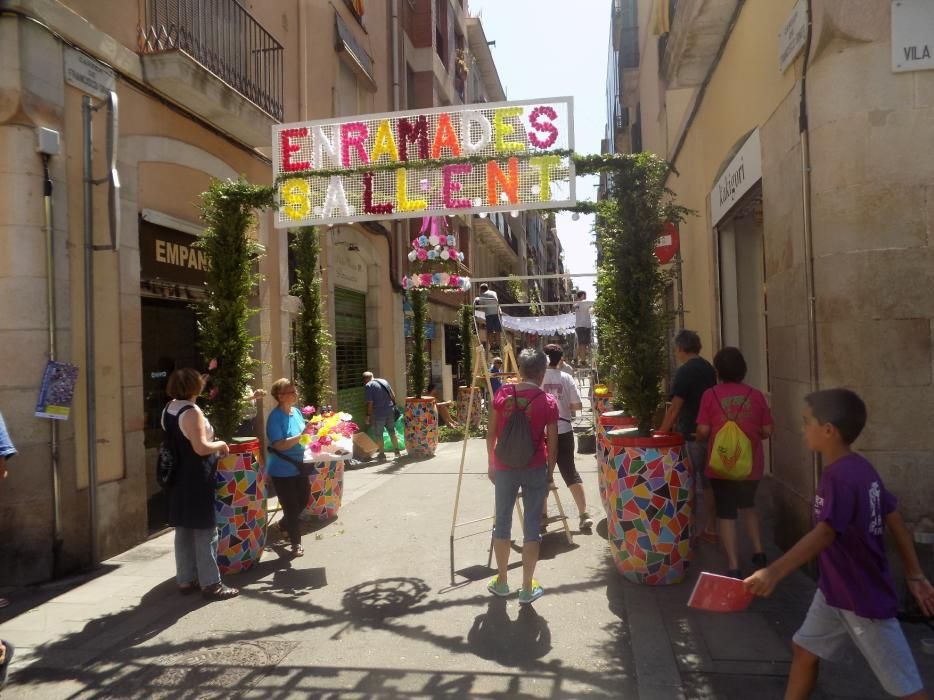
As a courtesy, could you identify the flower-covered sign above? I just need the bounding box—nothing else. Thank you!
[273,97,575,228]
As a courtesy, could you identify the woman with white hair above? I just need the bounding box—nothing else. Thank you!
[485,348,559,605]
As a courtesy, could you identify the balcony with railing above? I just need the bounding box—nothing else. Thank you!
[661,0,739,88]
[139,0,283,147]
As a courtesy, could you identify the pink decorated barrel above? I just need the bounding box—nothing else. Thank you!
[596,411,637,514]
[404,397,439,457]
[302,458,344,521]
[604,430,691,586]
[215,440,266,574]
[456,386,482,429]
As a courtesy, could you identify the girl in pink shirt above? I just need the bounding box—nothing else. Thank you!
[696,347,773,579]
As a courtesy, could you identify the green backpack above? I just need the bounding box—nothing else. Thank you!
[708,388,753,480]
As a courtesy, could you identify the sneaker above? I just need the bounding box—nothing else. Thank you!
[377,452,387,461]
[487,575,510,597]
[579,512,594,530]
[518,581,544,605]
[751,552,767,570]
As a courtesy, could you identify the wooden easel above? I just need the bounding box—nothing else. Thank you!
[449,340,573,584]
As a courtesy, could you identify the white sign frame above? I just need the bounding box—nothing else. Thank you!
[710,129,762,226]
[272,96,576,228]
[64,46,116,100]
[892,0,934,73]
[778,0,809,73]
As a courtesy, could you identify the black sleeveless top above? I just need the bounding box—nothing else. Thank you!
[162,402,218,529]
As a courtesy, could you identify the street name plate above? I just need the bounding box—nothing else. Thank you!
[64,46,116,100]
[892,0,934,72]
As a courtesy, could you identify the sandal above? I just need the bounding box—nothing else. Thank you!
[201,583,240,600]
[177,581,198,594]
[291,543,304,558]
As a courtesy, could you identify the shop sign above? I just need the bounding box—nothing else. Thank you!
[710,129,762,226]
[778,0,808,73]
[892,0,934,72]
[140,221,209,288]
[273,97,576,228]
[64,46,116,100]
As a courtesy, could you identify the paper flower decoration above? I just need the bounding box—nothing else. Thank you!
[593,384,609,397]
[301,405,316,416]
[207,358,218,371]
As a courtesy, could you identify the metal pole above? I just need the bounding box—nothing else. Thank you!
[42,154,64,573]
[82,95,100,566]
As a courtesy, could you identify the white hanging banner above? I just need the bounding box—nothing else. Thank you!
[475,310,576,336]
[273,97,576,228]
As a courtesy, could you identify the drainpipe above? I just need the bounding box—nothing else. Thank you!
[82,95,100,567]
[40,149,64,575]
[799,0,820,490]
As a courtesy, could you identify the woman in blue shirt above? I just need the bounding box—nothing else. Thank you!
[267,378,311,558]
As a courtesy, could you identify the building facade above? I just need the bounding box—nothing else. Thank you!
[0,0,412,583]
[608,0,934,546]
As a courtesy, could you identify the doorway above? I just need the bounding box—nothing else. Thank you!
[334,287,368,427]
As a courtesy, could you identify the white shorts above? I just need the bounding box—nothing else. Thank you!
[793,590,923,697]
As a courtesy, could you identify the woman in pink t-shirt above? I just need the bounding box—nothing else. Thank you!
[696,347,773,579]
[486,348,558,606]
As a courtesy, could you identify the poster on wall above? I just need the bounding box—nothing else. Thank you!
[272,97,576,228]
[35,361,80,420]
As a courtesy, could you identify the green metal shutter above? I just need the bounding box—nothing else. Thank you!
[334,287,368,427]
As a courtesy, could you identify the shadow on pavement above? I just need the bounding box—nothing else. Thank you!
[467,599,552,666]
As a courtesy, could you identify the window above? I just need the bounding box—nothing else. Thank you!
[337,60,361,117]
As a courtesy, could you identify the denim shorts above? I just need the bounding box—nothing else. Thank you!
[369,414,394,439]
[493,465,548,543]
[793,590,923,696]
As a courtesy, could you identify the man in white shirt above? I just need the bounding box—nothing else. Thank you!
[542,344,594,530]
[474,283,503,351]
[573,290,594,366]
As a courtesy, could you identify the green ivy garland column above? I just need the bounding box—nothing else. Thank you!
[196,180,274,441]
[408,289,428,398]
[574,153,689,436]
[290,226,332,408]
[459,302,473,383]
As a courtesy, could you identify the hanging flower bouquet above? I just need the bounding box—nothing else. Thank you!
[298,405,357,456]
[402,216,470,292]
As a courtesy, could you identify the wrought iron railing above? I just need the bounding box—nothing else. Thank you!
[139,0,284,120]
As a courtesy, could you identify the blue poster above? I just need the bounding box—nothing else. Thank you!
[35,361,79,420]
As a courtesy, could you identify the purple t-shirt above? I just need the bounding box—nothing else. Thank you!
[814,453,898,619]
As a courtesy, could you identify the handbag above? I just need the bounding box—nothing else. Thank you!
[376,379,403,421]
[157,404,195,489]
[268,446,317,478]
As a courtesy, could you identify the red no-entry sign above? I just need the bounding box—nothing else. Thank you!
[655,222,680,264]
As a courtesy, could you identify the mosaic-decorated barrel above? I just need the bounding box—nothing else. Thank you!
[592,390,612,426]
[404,397,439,457]
[302,458,344,520]
[604,431,691,586]
[596,411,637,516]
[215,440,266,575]
[456,386,482,429]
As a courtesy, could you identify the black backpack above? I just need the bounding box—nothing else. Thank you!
[157,404,194,489]
[494,386,544,469]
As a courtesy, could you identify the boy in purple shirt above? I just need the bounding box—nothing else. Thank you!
[745,389,934,699]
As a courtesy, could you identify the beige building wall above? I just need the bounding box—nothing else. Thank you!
[626,0,934,545]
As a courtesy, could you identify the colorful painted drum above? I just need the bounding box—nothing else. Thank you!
[302,457,344,521]
[215,439,266,575]
[404,397,439,457]
[456,386,482,429]
[596,411,637,516]
[604,431,691,586]
[592,393,612,425]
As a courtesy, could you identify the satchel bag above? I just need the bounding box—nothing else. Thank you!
[376,379,403,421]
[269,446,317,478]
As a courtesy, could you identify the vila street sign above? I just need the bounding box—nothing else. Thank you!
[272,97,576,228]
[892,0,934,72]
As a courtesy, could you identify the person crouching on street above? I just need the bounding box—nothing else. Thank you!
[486,348,559,605]
[267,378,312,558]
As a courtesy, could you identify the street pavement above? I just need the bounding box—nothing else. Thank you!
[0,437,932,698]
